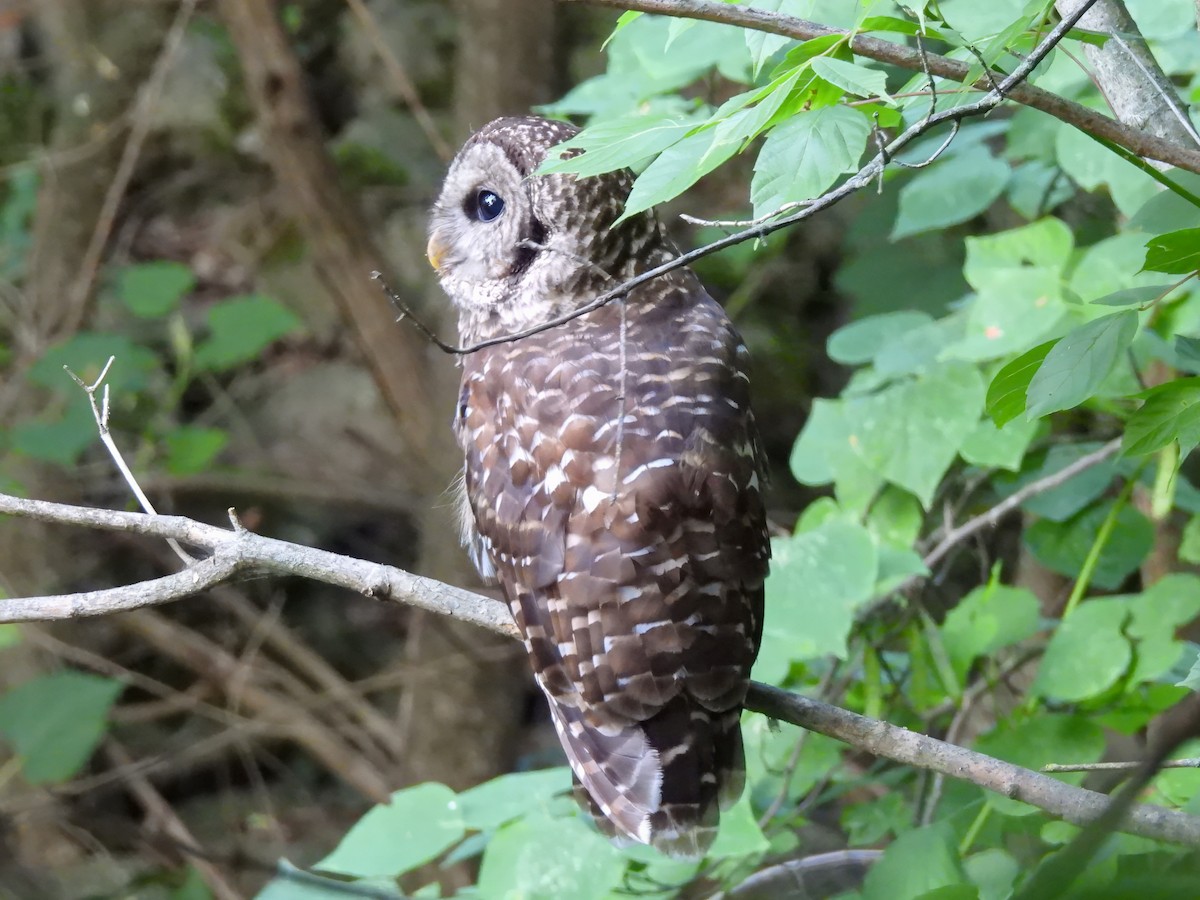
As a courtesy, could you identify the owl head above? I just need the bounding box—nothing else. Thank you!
[427,116,668,342]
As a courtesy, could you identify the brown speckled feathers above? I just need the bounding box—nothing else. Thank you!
[429,116,769,857]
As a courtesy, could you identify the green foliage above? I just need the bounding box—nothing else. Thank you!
[319,783,465,878]
[0,671,123,784]
[11,262,299,479]
[254,767,767,898]
[193,294,302,371]
[117,261,196,318]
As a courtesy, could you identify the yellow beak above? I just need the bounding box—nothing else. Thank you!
[426,232,448,272]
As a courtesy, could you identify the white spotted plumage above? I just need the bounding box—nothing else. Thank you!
[428,116,769,857]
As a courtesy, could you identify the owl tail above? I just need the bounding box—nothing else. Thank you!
[548,694,746,858]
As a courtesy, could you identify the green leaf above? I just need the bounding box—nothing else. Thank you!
[1143,227,1200,274]
[256,862,375,900]
[1179,650,1200,691]
[844,363,986,507]
[0,672,123,784]
[788,398,884,513]
[1035,598,1132,702]
[1124,378,1200,457]
[859,16,947,39]
[29,332,159,394]
[843,792,909,846]
[750,105,870,218]
[1175,335,1200,374]
[477,812,624,900]
[1025,501,1153,590]
[941,584,1040,683]
[964,849,1019,900]
[1126,575,1200,685]
[1025,311,1138,419]
[457,767,572,832]
[1180,514,1200,564]
[1091,284,1173,307]
[964,218,1074,281]
[117,261,195,318]
[619,127,735,221]
[985,340,1056,427]
[865,486,924,548]
[756,520,878,681]
[164,426,228,476]
[1056,125,1160,218]
[862,825,965,900]
[975,716,1104,817]
[827,311,933,366]
[11,401,98,467]
[810,57,890,99]
[194,295,300,372]
[892,147,1010,240]
[948,270,1065,362]
[317,782,464,878]
[959,417,1037,471]
[539,113,699,177]
[708,792,770,857]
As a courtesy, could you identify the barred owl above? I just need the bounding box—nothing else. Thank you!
[427,116,769,857]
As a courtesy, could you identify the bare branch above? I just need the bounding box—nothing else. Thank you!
[747,683,1200,847]
[0,492,518,638]
[2,491,1200,847]
[1043,758,1200,773]
[921,438,1123,571]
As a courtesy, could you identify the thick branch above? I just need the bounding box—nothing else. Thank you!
[0,493,516,638]
[1055,0,1199,149]
[747,684,1200,847]
[2,492,1199,847]
[564,0,1200,174]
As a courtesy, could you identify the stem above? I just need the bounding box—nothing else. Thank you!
[1062,471,1142,619]
[959,803,993,855]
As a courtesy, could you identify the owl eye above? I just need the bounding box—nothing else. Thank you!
[472,189,504,223]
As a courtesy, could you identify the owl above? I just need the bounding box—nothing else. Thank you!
[427,116,769,857]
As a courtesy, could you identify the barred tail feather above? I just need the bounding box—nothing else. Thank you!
[548,693,747,858]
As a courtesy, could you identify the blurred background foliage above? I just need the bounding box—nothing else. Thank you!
[2,0,1200,898]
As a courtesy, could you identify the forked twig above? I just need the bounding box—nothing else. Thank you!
[65,357,196,565]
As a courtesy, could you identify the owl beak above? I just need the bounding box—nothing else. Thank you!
[426,232,448,272]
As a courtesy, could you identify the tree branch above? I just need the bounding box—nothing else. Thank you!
[564,0,1200,174]
[3,491,1200,847]
[0,493,517,638]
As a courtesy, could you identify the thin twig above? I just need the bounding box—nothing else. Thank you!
[921,438,1121,572]
[66,357,195,565]
[1043,758,1200,774]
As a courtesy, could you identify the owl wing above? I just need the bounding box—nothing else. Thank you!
[455,285,768,855]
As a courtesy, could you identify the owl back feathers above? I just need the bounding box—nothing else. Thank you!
[432,116,768,857]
